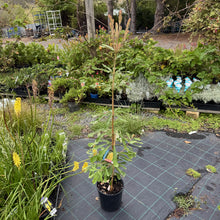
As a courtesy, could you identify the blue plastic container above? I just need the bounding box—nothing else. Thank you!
[90,93,98,99]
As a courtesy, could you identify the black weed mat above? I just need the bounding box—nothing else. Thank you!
[166,131,206,140]
[56,132,220,220]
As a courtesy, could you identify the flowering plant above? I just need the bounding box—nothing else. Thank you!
[79,76,106,97]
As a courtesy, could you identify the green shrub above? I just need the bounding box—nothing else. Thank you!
[0,41,59,72]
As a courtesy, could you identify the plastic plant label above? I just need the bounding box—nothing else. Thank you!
[166,78,174,88]
[50,208,57,216]
[189,131,197,135]
[184,77,192,91]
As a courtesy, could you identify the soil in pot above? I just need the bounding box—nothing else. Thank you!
[97,178,124,212]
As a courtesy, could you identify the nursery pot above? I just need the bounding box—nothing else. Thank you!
[97,179,124,212]
[68,102,80,112]
[90,93,98,99]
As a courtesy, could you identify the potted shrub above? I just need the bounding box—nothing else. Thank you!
[84,12,142,211]
[59,78,87,112]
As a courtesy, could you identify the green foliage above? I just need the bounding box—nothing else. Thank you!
[205,165,217,173]
[3,63,64,92]
[69,124,83,137]
[0,3,30,28]
[1,101,42,135]
[60,39,92,75]
[90,109,145,137]
[0,99,68,219]
[87,131,141,184]
[136,0,155,30]
[184,0,220,48]
[61,86,86,103]
[0,41,59,72]
[186,168,201,178]
[173,194,195,216]
[144,115,200,133]
[52,77,76,94]
[143,111,220,133]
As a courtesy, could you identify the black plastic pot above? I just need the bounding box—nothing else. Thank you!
[97,179,124,212]
[68,102,80,112]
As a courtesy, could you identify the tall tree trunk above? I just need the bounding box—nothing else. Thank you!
[151,0,164,32]
[85,0,95,40]
[107,0,113,32]
[126,0,131,18]
[76,0,81,33]
[130,0,136,33]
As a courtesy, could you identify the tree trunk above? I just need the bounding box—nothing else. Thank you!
[107,0,113,32]
[152,0,164,32]
[130,0,136,33]
[85,0,95,40]
[76,0,81,33]
[126,0,131,18]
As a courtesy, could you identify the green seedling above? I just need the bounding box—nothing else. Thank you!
[173,194,195,216]
[205,165,217,173]
[186,168,201,178]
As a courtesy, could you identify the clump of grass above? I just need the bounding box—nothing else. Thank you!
[90,109,145,138]
[173,194,195,216]
[69,124,83,137]
[186,168,201,178]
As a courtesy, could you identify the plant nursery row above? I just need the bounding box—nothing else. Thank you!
[0,33,219,111]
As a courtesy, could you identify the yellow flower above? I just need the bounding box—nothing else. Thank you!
[161,64,165,70]
[72,161,79,172]
[14,97,21,116]
[13,152,21,168]
[92,149,97,156]
[106,152,113,161]
[82,162,88,172]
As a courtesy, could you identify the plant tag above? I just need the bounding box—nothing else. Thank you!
[104,159,113,164]
[50,208,57,216]
[189,131,197,135]
[107,185,111,191]
[102,149,110,160]
[41,197,55,214]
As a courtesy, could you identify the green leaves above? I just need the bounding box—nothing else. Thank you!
[86,111,142,185]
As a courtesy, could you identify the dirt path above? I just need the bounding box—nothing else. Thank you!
[2,32,198,50]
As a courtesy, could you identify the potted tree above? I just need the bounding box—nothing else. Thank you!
[84,12,142,211]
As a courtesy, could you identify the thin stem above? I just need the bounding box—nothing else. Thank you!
[110,54,117,192]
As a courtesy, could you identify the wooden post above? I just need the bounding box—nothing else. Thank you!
[85,0,95,40]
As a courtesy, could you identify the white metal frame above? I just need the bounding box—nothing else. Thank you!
[46,10,62,34]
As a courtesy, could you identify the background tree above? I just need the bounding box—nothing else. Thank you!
[107,0,113,31]
[85,0,95,40]
[151,0,164,32]
[130,0,136,33]
[0,1,32,28]
[183,0,220,48]
[136,0,155,31]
